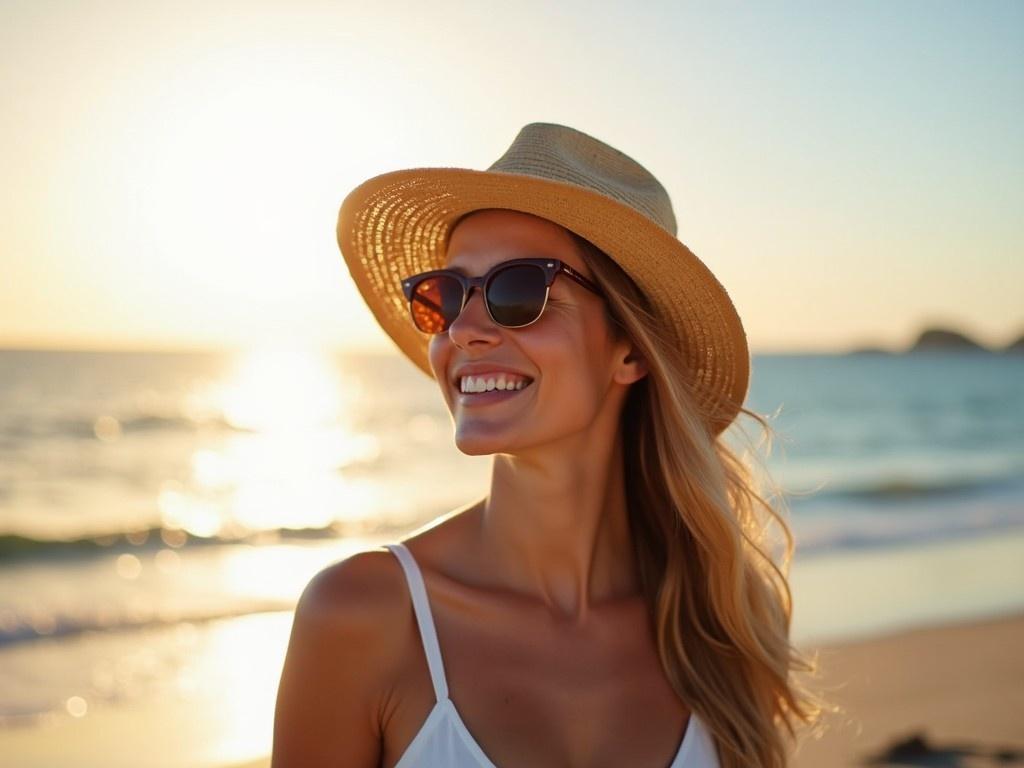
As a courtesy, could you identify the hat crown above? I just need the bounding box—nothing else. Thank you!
[486,123,678,237]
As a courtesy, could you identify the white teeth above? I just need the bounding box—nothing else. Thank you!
[459,374,532,394]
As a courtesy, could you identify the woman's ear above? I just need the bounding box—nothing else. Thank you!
[614,343,648,386]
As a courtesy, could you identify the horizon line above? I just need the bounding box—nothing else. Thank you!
[0,340,1016,357]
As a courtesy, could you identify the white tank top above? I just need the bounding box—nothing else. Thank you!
[385,542,720,767]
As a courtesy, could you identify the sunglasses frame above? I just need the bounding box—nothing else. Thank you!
[401,257,605,334]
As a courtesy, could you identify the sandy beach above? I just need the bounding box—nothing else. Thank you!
[791,611,1024,767]
[221,611,1024,768]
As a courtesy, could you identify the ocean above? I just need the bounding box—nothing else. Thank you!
[1,347,1022,767]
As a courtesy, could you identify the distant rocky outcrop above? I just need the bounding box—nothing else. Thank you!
[843,325,1023,355]
[908,327,989,353]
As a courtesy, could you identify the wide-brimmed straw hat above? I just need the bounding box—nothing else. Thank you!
[336,122,749,435]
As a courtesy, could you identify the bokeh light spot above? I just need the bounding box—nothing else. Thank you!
[116,553,142,579]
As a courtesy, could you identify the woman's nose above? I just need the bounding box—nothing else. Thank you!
[447,286,502,348]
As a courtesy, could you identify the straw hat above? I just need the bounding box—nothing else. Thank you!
[336,122,749,435]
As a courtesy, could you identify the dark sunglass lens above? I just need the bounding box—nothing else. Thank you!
[410,275,463,333]
[487,264,547,326]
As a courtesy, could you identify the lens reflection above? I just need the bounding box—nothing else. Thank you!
[488,264,547,326]
[411,276,462,333]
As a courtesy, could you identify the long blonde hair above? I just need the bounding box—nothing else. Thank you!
[570,231,830,767]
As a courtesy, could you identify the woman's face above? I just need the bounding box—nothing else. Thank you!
[427,209,642,457]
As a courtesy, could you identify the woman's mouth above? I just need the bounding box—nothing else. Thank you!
[456,374,535,406]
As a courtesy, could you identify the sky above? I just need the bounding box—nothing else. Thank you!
[1,0,1021,354]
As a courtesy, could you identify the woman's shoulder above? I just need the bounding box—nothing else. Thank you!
[275,548,417,764]
[293,501,484,633]
[295,546,412,642]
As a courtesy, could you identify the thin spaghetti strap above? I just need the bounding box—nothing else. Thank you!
[384,543,450,702]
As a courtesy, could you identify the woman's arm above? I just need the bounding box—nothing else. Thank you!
[271,551,403,767]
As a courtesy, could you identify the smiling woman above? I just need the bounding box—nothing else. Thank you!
[272,123,828,768]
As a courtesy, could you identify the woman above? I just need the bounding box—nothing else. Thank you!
[272,123,824,767]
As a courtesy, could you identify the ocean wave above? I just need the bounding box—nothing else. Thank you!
[796,471,1024,503]
[0,523,346,562]
[1,411,252,442]
[792,503,1024,556]
[0,600,293,648]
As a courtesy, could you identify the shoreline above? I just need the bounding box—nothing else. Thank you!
[788,524,1024,647]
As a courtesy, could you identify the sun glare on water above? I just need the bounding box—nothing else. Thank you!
[167,344,384,538]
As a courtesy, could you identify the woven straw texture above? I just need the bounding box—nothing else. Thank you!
[336,123,749,435]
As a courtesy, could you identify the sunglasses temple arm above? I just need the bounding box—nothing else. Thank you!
[560,264,604,297]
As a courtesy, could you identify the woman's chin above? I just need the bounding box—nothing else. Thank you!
[452,426,520,456]
[453,437,506,456]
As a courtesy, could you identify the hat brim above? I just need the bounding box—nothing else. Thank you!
[337,167,750,435]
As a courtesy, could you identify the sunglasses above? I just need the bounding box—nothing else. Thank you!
[401,258,605,334]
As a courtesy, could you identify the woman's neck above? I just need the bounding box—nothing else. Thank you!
[474,434,640,622]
